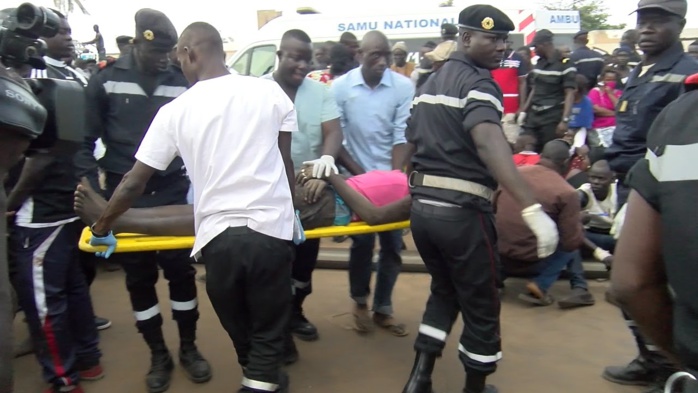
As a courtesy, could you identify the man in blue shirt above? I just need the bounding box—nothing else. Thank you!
[330,30,415,336]
[262,30,343,348]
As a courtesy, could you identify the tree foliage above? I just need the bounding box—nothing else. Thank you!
[53,0,89,15]
[545,0,626,31]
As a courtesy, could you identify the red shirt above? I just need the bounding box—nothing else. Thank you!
[513,152,541,167]
[491,52,529,114]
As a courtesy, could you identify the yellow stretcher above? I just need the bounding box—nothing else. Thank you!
[78,221,411,253]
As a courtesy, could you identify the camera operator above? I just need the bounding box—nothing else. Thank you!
[0,48,48,393]
[20,9,111,331]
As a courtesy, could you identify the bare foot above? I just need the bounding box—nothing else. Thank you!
[74,178,107,224]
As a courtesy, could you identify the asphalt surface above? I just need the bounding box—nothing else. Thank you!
[13,262,641,393]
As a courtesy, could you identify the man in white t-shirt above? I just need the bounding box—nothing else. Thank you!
[88,22,297,393]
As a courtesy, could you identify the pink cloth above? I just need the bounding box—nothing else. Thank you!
[589,87,622,128]
[345,170,409,208]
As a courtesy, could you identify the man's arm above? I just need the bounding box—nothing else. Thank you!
[391,82,415,170]
[6,152,54,212]
[403,142,416,174]
[612,190,674,358]
[319,86,343,158]
[279,131,295,198]
[562,88,576,121]
[337,146,365,175]
[561,62,578,121]
[327,173,411,225]
[74,73,108,190]
[91,161,158,235]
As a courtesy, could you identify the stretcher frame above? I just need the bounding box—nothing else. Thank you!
[78,221,411,253]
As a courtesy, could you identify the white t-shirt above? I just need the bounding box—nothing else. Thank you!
[135,73,298,256]
[579,182,618,231]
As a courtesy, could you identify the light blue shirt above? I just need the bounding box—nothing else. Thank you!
[330,68,414,171]
[261,73,340,171]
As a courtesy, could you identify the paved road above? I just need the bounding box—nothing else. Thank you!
[13,266,641,393]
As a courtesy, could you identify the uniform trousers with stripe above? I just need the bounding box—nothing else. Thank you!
[11,220,101,387]
[616,179,676,376]
[106,172,199,343]
[201,226,293,392]
[292,238,320,307]
[410,201,502,375]
[523,106,564,153]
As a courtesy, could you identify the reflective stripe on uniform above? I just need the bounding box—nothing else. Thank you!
[645,144,698,182]
[458,344,503,363]
[171,298,198,311]
[293,279,310,289]
[154,85,187,98]
[103,81,147,96]
[575,57,604,64]
[418,324,448,341]
[650,73,686,84]
[242,377,278,391]
[134,304,161,321]
[413,91,503,113]
[531,68,577,76]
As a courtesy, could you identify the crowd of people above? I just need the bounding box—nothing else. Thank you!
[3,0,698,393]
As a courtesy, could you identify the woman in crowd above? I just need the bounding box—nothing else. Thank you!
[588,69,622,148]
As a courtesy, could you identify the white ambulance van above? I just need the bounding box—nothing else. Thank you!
[228,8,581,77]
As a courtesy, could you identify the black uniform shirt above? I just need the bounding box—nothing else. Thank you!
[75,53,189,184]
[626,87,698,370]
[16,58,87,225]
[606,43,698,174]
[529,54,577,109]
[408,51,503,212]
[570,46,604,89]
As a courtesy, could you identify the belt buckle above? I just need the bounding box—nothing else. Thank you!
[408,171,418,189]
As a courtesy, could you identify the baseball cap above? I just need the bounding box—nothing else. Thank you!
[632,0,687,18]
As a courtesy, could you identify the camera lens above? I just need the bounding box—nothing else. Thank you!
[15,3,59,39]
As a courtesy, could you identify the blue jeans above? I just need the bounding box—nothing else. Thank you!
[585,230,616,252]
[348,230,403,315]
[533,250,587,293]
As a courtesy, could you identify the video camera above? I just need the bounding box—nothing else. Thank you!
[0,3,60,69]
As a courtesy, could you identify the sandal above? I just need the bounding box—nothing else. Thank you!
[353,304,374,333]
[373,313,409,337]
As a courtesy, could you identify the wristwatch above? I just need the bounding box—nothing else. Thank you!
[90,223,108,237]
[562,117,570,123]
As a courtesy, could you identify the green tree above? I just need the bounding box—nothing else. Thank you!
[53,0,89,15]
[545,0,626,31]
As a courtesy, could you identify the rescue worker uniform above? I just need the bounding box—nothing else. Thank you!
[602,1,698,391]
[74,9,211,392]
[570,30,605,90]
[626,74,698,393]
[10,58,101,391]
[524,30,577,152]
[403,6,515,393]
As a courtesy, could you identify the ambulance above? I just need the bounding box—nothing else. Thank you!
[227,8,581,77]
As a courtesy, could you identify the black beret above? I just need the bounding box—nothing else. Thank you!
[441,23,458,36]
[134,9,177,50]
[574,30,588,39]
[458,5,515,34]
[531,29,554,46]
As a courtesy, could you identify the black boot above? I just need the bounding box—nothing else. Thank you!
[402,351,437,393]
[603,357,657,386]
[179,342,212,383]
[146,344,174,393]
[464,373,498,393]
[290,292,318,341]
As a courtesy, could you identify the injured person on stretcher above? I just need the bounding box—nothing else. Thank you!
[73,164,413,235]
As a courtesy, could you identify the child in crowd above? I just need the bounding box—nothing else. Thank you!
[512,134,540,166]
[565,75,596,172]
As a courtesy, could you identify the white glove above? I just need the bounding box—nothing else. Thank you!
[303,155,338,178]
[516,112,527,126]
[593,248,612,262]
[521,203,559,259]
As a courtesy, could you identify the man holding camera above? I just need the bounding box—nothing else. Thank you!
[74,9,211,393]
[5,8,104,393]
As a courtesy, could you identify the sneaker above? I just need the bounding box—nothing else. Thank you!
[558,288,596,309]
[602,357,657,386]
[95,316,112,331]
[79,364,105,381]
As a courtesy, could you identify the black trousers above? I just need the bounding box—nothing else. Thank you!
[524,107,563,152]
[202,226,293,392]
[410,201,501,376]
[111,250,198,339]
[292,238,320,306]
